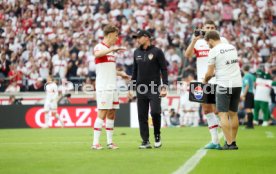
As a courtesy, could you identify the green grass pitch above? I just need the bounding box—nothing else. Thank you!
[0,127,275,174]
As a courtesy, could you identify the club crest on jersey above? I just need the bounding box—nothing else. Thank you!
[194,86,203,100]
[148,53,154,60]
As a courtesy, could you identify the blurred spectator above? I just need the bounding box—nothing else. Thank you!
[169,108,180,126]
[0,0,274,93]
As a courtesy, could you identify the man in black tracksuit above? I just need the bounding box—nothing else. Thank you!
[129,30,168,149]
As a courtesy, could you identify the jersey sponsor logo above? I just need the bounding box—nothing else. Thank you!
[195,49,209,58]
[25,106,97,128]
[220,48,235,54]
[226,59,238,65]
[194,86,204,100]
[95,55,116,64]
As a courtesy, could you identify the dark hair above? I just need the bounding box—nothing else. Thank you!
[243,65,250,72]
[103,25,119,36]
[205,31,220,41]
[204,20,216,28]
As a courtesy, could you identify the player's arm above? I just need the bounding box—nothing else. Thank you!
[203,64,215,84]
[117,71,131,80]
[203,49,216,84]
[94,46,126,58]
[184,35,201,59]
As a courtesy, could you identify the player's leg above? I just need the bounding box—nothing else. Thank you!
[253,100,261,125]
[203,84,220,149]
[92,91,109,150]
[105,90,119,149]
[50,102,64,127]
[106,109,118,149]
[44,101,51,128]
[228,87,241,149]
[203,103,220,148]
[219,112,232,147]
[245,93,254,128]
[149,94,162,148]
[216,86,232,150]
[261,101,270,126]
[137,97,151,149]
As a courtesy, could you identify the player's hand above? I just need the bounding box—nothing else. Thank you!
[112,46,126,52]
[192,35,201,42]
[159,87,167,97]
[128,90,134,100]
[240,95,245,101]
[121,72,131,81]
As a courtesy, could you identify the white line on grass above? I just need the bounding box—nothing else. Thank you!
[172,132,224,174]
[265,131,274,139]
[0,141,89,145]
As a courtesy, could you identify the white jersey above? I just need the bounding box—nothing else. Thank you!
[45,82,58,102]
[254,78,272,102]
[194,37,228,83]
[208,43,242,88]
[94,42,117,91]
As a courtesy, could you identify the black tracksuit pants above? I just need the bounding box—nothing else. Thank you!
[137,93,161,142]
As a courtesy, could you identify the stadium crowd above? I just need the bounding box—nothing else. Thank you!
[0,0,275,92]
[0,0,275,125]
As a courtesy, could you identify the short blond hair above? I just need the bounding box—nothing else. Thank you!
[103,25,119,36]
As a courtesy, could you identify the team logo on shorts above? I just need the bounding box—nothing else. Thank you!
[194,86,204,100]
[148,53,153,60]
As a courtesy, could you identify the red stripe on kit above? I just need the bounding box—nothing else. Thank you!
[106,128,114,130]
[94,128,101,131]
[195,49,209,58]
[95,55,116,64]
[209,125,218,129]
[113,101,119,105]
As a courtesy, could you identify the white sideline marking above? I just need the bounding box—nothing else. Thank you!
[172,132,224,174]
[0,141,88,145]
[265,131,274,139]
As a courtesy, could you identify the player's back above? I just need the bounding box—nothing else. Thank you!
[94,42,117,91]
[210,43,242,88]
[45,82,58,101]
[194,37,228,83]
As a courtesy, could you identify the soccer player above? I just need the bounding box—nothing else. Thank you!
[185,20,228,149]
[241,65,255,128]
[92,24,130,150]
[44,76,64,128]
[203,31,242,150]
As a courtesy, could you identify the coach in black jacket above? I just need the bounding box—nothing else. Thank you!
[128,30,168,149]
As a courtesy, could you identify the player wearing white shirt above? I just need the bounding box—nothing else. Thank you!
[44,76,64,128]
[92,25,130,150]
[185,20,224,149]
[204,31,242,150]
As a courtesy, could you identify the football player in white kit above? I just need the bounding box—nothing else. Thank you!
[92,25,130,150]
[44,76,64,128]
[185,20,228,149]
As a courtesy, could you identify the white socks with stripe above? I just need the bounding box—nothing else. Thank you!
[205,113,219,144]
[93,118,104,145]
[106,119,115,145]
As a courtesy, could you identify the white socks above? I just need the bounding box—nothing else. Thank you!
[93,118,104,145]
[205,113,219,144]
[106,119,115,145]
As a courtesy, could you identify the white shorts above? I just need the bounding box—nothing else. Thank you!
[44,100,57,111]
[96,90,119,109]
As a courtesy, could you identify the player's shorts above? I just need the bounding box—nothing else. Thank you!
[216,86,242,112]
[96,90,119,109]
[244,92,254,109]
[44,100,57,111]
